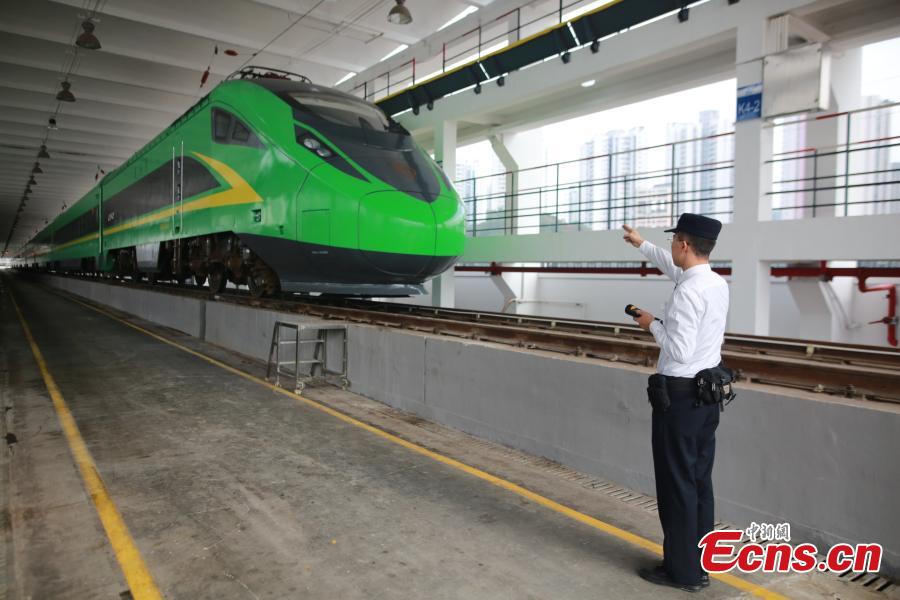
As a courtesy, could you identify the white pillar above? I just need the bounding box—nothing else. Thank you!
[432,120,458,308]
[490,274,517,313]
[729,17,772,336]
[432,270,456,308]
[489,134,519,234]
[433,120,457,181]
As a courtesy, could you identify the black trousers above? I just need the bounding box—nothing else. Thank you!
[651,378,720,585]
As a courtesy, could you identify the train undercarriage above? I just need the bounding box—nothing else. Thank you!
[52,233,281,298]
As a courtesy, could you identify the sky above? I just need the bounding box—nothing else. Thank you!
[861,37,900,101]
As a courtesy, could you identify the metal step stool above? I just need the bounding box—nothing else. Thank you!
[266,320,349,393]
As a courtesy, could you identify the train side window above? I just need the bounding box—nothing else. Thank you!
[213,108,262,148]
[232,119,251,142]
[231,118,263,148]
[213,109,232,142]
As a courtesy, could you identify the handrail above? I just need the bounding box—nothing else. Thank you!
[455,132,735,184]
[353,0,701,114]
[350,1,591,100]
[764,99,900,128]
[768,101,900,218]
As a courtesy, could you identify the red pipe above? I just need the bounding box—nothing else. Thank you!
[454,261,733,277]
[455,263,899,345]
[769,261,898,347]
[858,278,898,347]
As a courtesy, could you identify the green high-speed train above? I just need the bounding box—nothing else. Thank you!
[18,67,465,297]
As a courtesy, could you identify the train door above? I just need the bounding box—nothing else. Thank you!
[172,141,184,235]
[95,186,108,271]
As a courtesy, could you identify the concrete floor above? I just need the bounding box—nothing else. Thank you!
[1,274,893,600]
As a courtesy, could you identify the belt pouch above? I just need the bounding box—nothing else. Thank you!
[647,373,671,412]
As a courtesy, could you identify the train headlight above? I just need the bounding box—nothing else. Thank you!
[303,137,321,150]
[316,147,333,158]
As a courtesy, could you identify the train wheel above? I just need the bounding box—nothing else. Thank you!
[208,266,226,295]
[248,269,280,298]
[248,274,265,298]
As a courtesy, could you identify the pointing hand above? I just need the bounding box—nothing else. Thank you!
[622,224,644,248]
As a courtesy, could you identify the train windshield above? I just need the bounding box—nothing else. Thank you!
[290,93,390,132]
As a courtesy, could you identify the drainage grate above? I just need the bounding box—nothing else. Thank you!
[360,402,895,595]
[458,440,898,594]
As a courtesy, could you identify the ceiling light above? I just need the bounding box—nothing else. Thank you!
[590,39,600,53]
[438,6,477,31]
[56,81,75,102]
[28,176,37,186]
[334,72,356,86]
[379,43,409,62]
[561,51,571,64]
[38,144,50,158]
[75,20,101,50]
[387,0,412,25]
[24,188,32,195]
[32,163,43,174]
[581,79,596,87]
[48,118,58,129]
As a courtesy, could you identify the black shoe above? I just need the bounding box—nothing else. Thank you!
[654,564,710,588]
[638,567,703,593]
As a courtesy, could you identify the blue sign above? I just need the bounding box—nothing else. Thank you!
[736,83,762,122]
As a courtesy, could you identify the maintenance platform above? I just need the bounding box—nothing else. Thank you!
[2,274,897,599]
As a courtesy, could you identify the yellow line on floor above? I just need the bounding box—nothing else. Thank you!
[9,290,164,600]
[59,288,786,599]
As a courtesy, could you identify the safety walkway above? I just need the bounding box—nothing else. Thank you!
[0,275,888,599]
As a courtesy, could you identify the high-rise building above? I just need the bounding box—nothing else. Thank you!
[858,97,895,214]
[772,118,807,219]
[698,110,720,216]
[667,122,700,216]
[579,140,596,229]
[597,127,646,227]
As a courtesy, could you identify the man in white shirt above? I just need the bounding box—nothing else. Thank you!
[622,213,729,593]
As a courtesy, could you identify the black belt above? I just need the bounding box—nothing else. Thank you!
[661,374,698,394]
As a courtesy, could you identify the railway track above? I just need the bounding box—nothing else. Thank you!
[40,273,900,404]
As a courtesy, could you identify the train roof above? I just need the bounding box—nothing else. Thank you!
[243,77,374,106]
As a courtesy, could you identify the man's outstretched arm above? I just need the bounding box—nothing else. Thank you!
[622,224,681,281]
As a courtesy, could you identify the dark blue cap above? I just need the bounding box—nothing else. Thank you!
[665,213,722,241]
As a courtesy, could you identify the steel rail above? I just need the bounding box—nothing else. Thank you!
[38,273,900,403]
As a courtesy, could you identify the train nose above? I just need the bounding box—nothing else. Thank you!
[359,191,436,278]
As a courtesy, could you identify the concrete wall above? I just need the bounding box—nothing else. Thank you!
[41,275,900,576]
[47,276,206,338]
[346,324,900,577]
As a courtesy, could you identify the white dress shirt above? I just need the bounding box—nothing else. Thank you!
[639,240,729,377]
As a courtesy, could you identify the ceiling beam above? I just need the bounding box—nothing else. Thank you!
[43,0,370,74]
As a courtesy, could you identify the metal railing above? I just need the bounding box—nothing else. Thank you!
[455,132,735,237]
[767,101,900,219]
[348,0,664,103]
